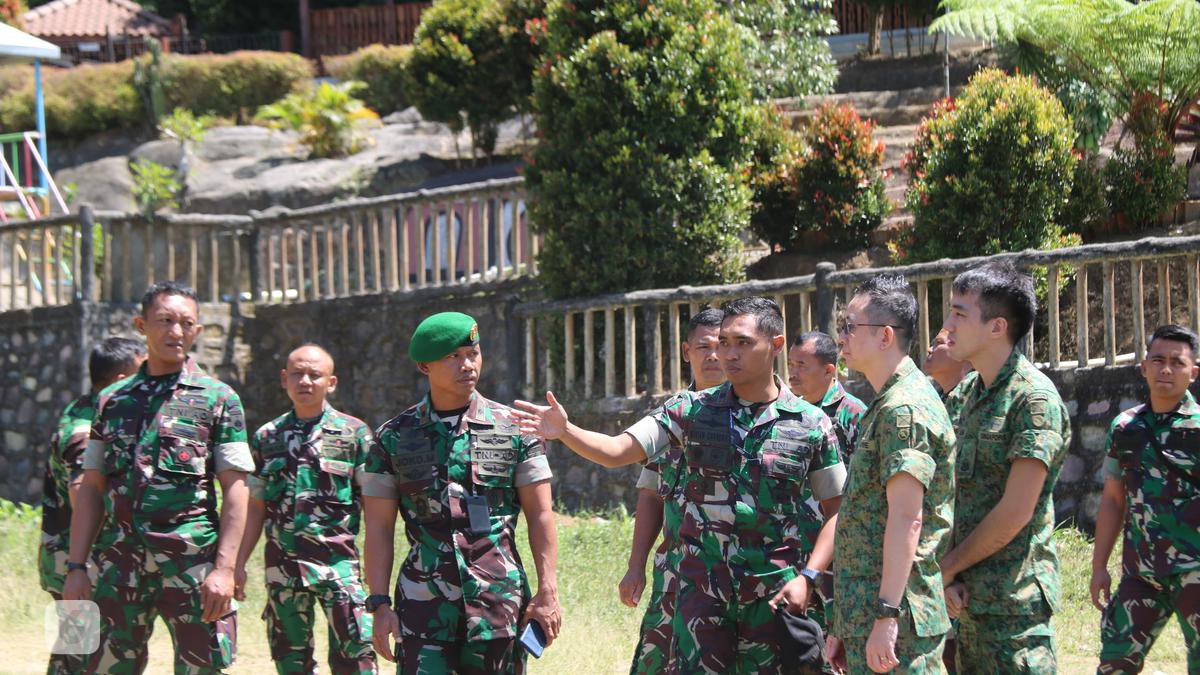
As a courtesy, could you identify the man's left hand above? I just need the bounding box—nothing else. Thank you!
[521,588,563,646]
[200,566,235,622]
[865,617,899,673]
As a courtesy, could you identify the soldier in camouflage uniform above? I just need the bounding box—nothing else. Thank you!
[939,262,1070,674]
[1091,324,1200,673]
[64,281,254,674]
[360,312,560,674]
[924,329,971,402]
[235,344,377,674]
[515,297,847,673]
[620,307,725,675]
[787,331,867,461]
[40,337,145,675]
[828,274,956,675]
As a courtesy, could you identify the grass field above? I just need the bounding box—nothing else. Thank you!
[0,501,1187,674]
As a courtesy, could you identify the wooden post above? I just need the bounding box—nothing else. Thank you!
[279,228,290,303]
[1076,264,1089,367]
[624,305,637,398]
[209,230,220,302]
[564,312,575,392]
[604,308,616,398]
[465,197,476,281]
[1158,261,1171,325]
[79,205,95,303]
[1047,265,1060,368]
[668,303,682,392]
[294,226,306,302]
[248,227,262,303]
[814,262,837,337]
[1103,261,1116,366]
[432,204,443,286]
[1132,260,1145,362]
[354,212,366,294]
[384,207,398,291]
[400,206,411,291]
[524,317,535,400]
[1188,255,1199,335]
[338,218,350,297]
[584,309,596,398]
[917,281,930,366]
[775,294,789,379]
[798,291,811,333]
[447,201,458,284]
[370,209,382,293]
[647,304,663,396]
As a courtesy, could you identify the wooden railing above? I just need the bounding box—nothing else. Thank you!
[514,236,1200,400]
[0,178,534,311]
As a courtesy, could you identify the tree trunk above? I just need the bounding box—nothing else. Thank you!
[867,8,883,55]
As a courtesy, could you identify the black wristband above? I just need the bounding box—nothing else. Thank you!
[365,594,392,613]
[67,562,88,573]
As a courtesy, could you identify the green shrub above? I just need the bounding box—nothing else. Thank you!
[751,103,888,252]
[130,158,179,216]
[0,62,141,137]
[158,51,313,123]
[527,0,756,298]
[159,108,216,144]
[324,44,413,115]
[1060,155,1108,236]
[728,0,838,100]
[1104,133,1187,229]
[256,81,378,159]
[902,68,1077,262]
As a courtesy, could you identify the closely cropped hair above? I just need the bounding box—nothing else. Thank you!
[720,296,785,338]
[795,331,839,366]
[140,280,199,316]
[687,308,724,338]
[90,337,145,387]
[952,261,1036,344]
[853,273,917,351]
[1148,324,1200,359]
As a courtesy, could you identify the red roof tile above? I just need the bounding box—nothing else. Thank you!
[22,0,172,38]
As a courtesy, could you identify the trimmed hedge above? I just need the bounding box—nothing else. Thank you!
[0,51,312,137]
[324,44,413,115]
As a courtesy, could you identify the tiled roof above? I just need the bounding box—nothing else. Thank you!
[22,0,172,38]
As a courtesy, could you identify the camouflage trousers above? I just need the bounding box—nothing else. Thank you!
[669,572,793,674]
[264,581,376,675]
[396,635,525,675]
[840,633,946,675]
[88,567,236,674]
[954,610,1055,675]
[44,590,89,675]
[630,564,674,675]
[1098,571,1200,674]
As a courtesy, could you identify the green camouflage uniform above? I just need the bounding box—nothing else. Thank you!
[820,380,868,464]
[40,393,99,674]
[1097,391,1200,673]
[359,391,552,675]
[943,349,1069,674]
[81,358,253,675]
[831,357,955,675]
[248,403,378,674]
[624,377,846,673]
[630,456,680,674]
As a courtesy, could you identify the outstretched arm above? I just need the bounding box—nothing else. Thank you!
[512,391,647,467]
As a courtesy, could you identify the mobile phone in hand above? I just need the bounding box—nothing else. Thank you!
[520,620,547,658]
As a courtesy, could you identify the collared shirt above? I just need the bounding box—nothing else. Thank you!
[820,379,868,462]
[944,348,1069,616]
[249,403,375,587]
[39,393,97,593]
[625,377,845,600]
[832,357,956,639]
[360,391,552,642]
[1103,391,1200,578]
[81,358,252,586]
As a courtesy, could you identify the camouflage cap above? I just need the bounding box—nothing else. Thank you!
[410,312,480,362]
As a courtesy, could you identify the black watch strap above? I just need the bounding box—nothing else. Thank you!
[67,561,88,573]
[799,568,821,584]
[365,594,392,613]
[875,599,901,619]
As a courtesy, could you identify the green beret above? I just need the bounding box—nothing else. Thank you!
[410,312,480,362]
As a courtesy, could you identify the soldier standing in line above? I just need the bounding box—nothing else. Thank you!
[619,307,726,674]
[40,337,145,674]
[923,329,972,401]
[1091,324,1200,673]
[64,281,254,673]
[360,312,561,674]
[939,261,1070,673]
[787,330,867,460]
[235,344,377,674]
[827,274,956,675]
[514,297,846,673]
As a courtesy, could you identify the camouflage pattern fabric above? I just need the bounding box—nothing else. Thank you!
[265,582,375,674]
[943,349,1068,669]
[1098,570,1200,673]
[954,611,1055,675]
[630,572,674,675]
[831,357,955,666]
[40,393,97,594]
[249,403,375,587]
[1103,392,1200,578]
[839,633,947,675]
[626,377,845,673]
[819,380,867,463]
[398,636,526,675]
[360,391,551,665]
[84,357,251,673]
[88,562,237,674]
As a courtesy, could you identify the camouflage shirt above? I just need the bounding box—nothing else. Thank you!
[82,358,253,586]
[831,357,956,639]
[249,403,376,587]
[820,379,868,463]
[39,393,98,593]
[944,348,1069,615]
[624,378,845,601]
[359,391,552,642]
[1102,391,1200,578]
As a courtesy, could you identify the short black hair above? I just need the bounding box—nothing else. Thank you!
[140,280,198,316]
[1148,324,1200,359]
[90,337,145,387]
[952,261,1036,345]
[793,331,839,366]
[720,296,784,338]
[687,308,724,339]
[853,273,917,351]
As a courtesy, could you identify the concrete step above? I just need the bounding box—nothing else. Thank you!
[778,88,952,127]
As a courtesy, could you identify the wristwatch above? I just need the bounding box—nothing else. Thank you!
[66,561,88,573]
[365,594,392,613]
[799,568,822,584]
[875,599,901,619]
